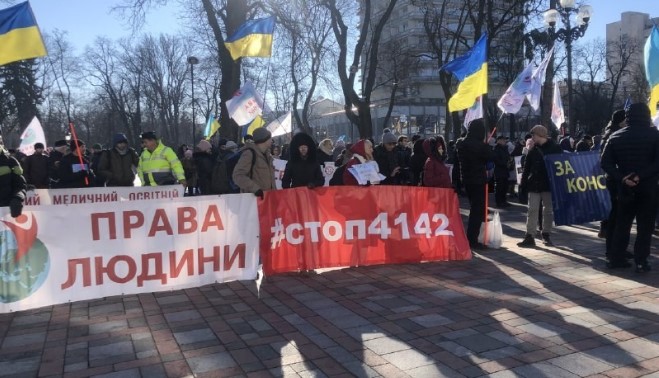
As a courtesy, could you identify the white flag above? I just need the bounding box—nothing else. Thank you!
[497,62,535,114]
[464,96,483,129]
[18,117,47,156]
[225,81,266,126]
[551,82,565,128]
[526,47,554,111]
[265,111,292,137]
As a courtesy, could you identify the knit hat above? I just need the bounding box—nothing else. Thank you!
[611,109,626,126]
[530,125,548,138]
[54,139,68,147]
[197,139,212,152]
[252,128,272,144]
[92,143,103,150]
[69,139,85,150]
[113,133,128,146]
[140,131,157,140]
[626,103,651,126]
[382,132,397,144]
[34,142,44,149]
[225,141,238,151]
[397,135,408,143]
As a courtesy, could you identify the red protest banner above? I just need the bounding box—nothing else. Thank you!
[258,186,471,275]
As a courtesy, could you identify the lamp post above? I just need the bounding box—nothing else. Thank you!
[187,56,199,144]
[543,0,593,136]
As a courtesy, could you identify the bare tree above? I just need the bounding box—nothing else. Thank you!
[320,0,399,138]
[572,39,609,135]
[606,34,641,112]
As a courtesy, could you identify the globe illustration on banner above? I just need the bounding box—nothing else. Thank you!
[0,215,50,303]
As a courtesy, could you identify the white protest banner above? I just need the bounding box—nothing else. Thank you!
[272,158,287,189]
[322,162,336,187]
[24,186,185,207]
[0,194,259,313]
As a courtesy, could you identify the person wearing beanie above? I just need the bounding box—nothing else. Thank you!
[601,103,659,272]
[0,135,27,218]
[88,143,106,187]
[517,125,563,248]
[22,142,50,188]
[232,127,275,198]
[373,131,401,185]
[395,134,412,184]
[456,119,495,250]
[57,139,95,188]
[47,139,69,188]
[137,131,187,187]
[98,132,140,186]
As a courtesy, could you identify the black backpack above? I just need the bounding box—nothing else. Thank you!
[210,149,255,194]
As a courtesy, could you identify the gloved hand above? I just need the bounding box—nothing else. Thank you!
[9,197,23,218]
[254,189,264,199]
[307,183,316,189]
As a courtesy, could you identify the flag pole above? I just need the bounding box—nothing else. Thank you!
[46,55,89,186]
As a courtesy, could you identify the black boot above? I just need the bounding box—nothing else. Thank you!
[541,233,553,246]
[517,234,535,248]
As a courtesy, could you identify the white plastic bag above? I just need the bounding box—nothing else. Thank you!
[478,212,503,249]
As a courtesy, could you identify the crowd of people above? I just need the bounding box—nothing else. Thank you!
[1,103,657,274]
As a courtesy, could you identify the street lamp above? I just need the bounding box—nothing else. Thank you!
[187,56,199,144]
[544,1,593,136]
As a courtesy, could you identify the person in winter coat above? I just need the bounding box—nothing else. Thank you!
[194,139,216,195]
[598,110,627,253]
[456,119,494,249]
[408,138,426,186]
[493,136,511,208]
[342,139,378,186]
[517,125,563,248]
[282,132,324,189]
[181,149,198,196]
[0,135,26,218]
[422,136,452,188]
[98,133,140,187]
[58,139,95,188]
[232,127,276,198]
[22,142,49,188]
[48,139,68,188]
[317,138,334,164]
[373,131,401,185]
[601,103,659,272]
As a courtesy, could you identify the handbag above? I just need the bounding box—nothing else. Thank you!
[478,211,503,249]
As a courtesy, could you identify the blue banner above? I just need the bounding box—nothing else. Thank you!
[544,151,611,226]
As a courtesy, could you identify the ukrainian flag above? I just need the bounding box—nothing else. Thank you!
[645,26,659,117]
[225,16,275,61]
[203,114,221,140]
[243,115,265,142]
[441,34,488,112]
[0,2,46,67]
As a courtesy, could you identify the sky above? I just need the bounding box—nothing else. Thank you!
[21,0,656,54]
[29,0,184,54]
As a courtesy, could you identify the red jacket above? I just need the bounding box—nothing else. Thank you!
[423,158,452,188]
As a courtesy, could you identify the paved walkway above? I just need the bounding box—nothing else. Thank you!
[1,199,658,378]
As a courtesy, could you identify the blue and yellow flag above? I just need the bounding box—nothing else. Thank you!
[242,115,265,142]
[441,34,488,112]
[0,2,46,66]
[225,16,275,61]
[645,26,659,117]
[203,114,221,140]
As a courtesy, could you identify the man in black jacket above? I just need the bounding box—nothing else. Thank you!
[518,125,563,248]
[456,119,494,249]
[601,103,659,272]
